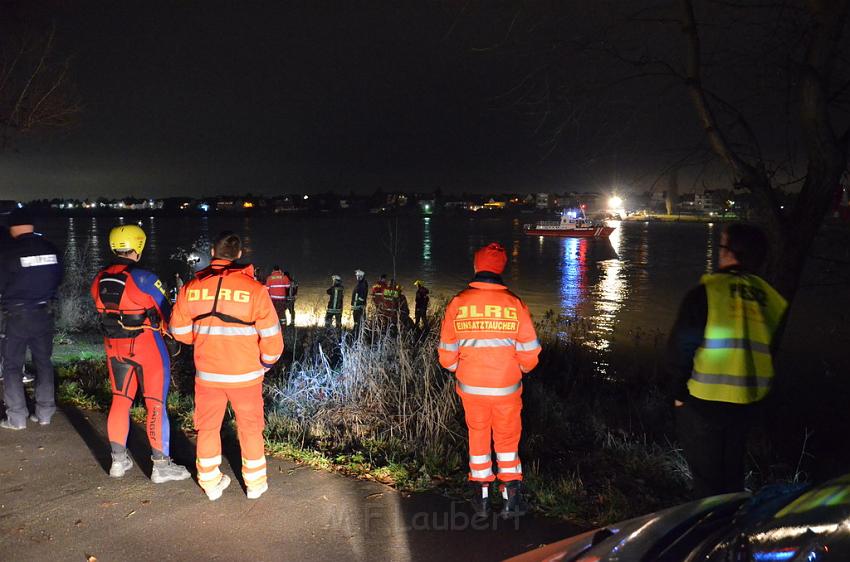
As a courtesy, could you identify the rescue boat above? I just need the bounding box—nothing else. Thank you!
[523,209,615,238]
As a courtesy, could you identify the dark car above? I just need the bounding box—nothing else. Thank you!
[509,473,850,561]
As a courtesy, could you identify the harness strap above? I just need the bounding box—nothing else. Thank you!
[191,274,256,327]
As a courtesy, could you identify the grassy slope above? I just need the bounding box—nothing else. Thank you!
[52,316,691,528]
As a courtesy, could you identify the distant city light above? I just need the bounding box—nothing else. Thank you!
[303,195,309,200]
[243,201,254,208]
[199,203,210,212]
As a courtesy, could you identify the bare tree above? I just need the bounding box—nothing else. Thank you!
[0,20,80,149]
[679,0,849,298]
[450,1,850,300]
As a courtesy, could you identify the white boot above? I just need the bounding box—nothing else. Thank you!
[109,452,133,478]
[151,457,191,483]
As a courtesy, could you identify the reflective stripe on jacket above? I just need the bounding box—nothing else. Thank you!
[688,272,787,404]
[265,271,287,300]
[438,277,540,392]
[327,284,344,313]
[170,259,284,388]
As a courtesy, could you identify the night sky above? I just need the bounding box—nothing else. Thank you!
[1,1,804,200]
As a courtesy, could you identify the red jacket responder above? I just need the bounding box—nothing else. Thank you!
[265,270,287,301]
[170,259,284,387]
[438,277,540,394]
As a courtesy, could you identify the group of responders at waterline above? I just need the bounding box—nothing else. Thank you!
[168,266,431,330]
[320,270,431,331]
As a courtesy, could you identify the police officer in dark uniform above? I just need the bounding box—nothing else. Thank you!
[0,207,63,429]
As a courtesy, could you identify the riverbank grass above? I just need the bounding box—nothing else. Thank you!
[50,316,691,527]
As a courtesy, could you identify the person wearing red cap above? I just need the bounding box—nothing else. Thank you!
[438,242,541,518]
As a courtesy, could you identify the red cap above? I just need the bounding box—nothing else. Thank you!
[474,243,507,274]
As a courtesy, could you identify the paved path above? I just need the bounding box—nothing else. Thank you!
[0,406,578,561]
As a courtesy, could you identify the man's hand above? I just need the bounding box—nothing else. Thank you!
[674,400,684,407]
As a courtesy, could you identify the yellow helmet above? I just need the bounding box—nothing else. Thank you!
[414,279,423,286]
[109,225,147,255]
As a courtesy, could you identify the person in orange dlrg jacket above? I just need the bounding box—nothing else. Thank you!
[439,242,541,519]
[170,232,283,501]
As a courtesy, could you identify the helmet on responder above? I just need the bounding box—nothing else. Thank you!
[414,279,423,287]
[109,225,147,255]
[332,274,342,283]
[355,270,365,279]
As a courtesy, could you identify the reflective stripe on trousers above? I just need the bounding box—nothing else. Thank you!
[470,453,491,465]
[242,456,268,488]
[457,381,521,396]
[470,467,494,480]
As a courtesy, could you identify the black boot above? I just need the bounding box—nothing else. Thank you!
[468,482,492,518]
[500,481,529,518]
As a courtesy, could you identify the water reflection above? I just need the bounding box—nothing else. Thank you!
[48,217,723,356]
[509,239,521,284]
[146,216,159,270]
[705,222,715,273]
[88,216,104,271]
[242,217,254,259]
[559,237,585,318]
[591,223,626,352]
[421,217,433,278]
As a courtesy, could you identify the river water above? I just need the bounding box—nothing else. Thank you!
[41,214,848,364]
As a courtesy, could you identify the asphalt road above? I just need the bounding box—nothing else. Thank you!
[0,406,579,561]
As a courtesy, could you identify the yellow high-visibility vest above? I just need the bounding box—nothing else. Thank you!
[688,272,788,404]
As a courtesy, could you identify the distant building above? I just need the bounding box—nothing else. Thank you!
[695,190,721,213]
[535,193,550,209]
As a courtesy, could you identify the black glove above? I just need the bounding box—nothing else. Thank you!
[164,334,182,358]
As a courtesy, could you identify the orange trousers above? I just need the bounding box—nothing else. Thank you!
[458,387,523,483]
[194,383,267,493]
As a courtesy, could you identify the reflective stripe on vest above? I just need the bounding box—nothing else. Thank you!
[457,381,521,396]
[439,341,459,351]
[197,369,265,384]
[688,273,787,405]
